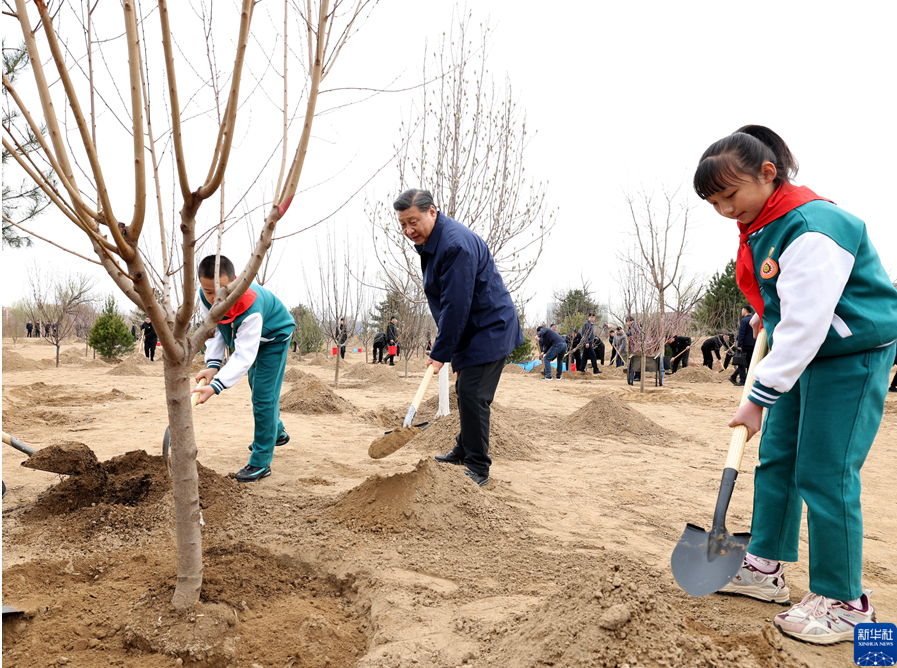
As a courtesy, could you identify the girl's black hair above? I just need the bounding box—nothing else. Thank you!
[693,125,799,200]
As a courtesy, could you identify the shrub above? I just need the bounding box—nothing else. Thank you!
[89,296,135,359]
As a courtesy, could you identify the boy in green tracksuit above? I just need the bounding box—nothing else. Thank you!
[694,125,897,645]
[192,255,295,482]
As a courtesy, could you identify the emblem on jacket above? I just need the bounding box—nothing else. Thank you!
[760,252,779,280]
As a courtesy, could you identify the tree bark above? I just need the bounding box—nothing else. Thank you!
[163,358,203,610]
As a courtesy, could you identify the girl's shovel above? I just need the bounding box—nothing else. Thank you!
[671,328,769,596]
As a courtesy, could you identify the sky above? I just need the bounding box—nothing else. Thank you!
[3,0,896,325]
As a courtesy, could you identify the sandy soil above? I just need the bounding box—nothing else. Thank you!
[3,336,896,668]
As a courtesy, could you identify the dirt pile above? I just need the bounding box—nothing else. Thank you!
[566,393,670,438]
[409,407,535,460]
[330,457,519,533]
[360,405,405,428]
[21,449,241,544]
[280,375,355,414]
[283,366,308,383]
[502,363,525,374]
[2,351,43,372]
[489,560,808,668]
[56,349,87,364]
[84,358,112,368]
[346,362,405,386]
[106,359,147,376]
[4,382,136,408]
[125,351,153,365]
[418,385,459,415]
[671,365,729,383]
[1,407,95,432]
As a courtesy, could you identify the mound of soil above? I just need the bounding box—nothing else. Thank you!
[21,449,241,543]
[106,359,146,376]
[283,366,308,383]
[360,405,405,428]
[124,352,153,365]
[490,559,806,668]
[345,362,405,386]
[280,375,354,415]
[1,407,95,431]
[22,441,104,479]
[56,349,87,364]
[418,385,459,415]
[2,351,43,372]
[4,382,137,408]
[84,358,112,368]
[671,365,729,383]
[330,457,519,533]
[409,407,535,461]
[502,363,525,374]
[566,393,669,438]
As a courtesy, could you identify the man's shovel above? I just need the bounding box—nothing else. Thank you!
[671,328,769,596]
[368,364,435,459]
[161,378,207,476]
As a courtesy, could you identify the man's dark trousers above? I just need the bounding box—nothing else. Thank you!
[571,348,582,372]
[581,343,599,373]
[448,358,504,477]
[144,337,157,360]
[735,346,754,384]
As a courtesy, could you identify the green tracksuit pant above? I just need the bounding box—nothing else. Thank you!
[246,340,289,469]
[750,343,895,601]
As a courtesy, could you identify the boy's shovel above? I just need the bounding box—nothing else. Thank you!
[671,328,769,596]
[161,378,208,476]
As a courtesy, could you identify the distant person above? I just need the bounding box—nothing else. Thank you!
[701,333,727,370]
[732,307,756,386]
[26,320,33,338]
[131,324,137,341]
[537,325,567,380]
[372,331,386,363]
[666,335,692,374]
[335,317,348,359]
[191,254,295,483]
[613,326,628,367]
[608,328,617,365]
[44,322,50,337]
[385,316,399,366]
[722,332,737,372]
[569,328,582,372]
[580,313,601,374]
[140,317,158,361]
[595,332,606,366]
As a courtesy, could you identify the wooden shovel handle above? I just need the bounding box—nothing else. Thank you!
[191,377,209,408]
[724,328,769,470]
[411,365,436,411]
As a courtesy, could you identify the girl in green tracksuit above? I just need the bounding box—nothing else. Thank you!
[693,125,897,645]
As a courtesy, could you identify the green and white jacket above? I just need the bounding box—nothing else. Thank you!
[748,200,897,408]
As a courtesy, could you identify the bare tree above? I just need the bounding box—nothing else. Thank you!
[304,230,366,386]
[623,185,693,316]
[25,270,97,366]
[4,0,374,609]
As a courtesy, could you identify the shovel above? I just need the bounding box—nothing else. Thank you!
[671,328,769,596]
[368,364,436,459]
[3,431,100,477]
[161,378,208,476]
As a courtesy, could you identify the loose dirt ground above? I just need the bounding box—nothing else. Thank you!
[3,337,896,668]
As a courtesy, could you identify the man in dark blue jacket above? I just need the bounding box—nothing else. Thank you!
[394,189,524,488]
[537,325,567,380]
[732,306,756,386]
[579,314,601,374]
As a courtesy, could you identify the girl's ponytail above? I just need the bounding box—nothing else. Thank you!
[735,125,798,184]
[694,125,798,200]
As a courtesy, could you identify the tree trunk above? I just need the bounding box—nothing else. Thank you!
[334,349,340,386]
[404,356,409,378]
[56,344,60,367]
[639,353,646,394]
[436,364,450,417]
[163,357,204,610]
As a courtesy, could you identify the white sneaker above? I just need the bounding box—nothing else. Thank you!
[774,590,875,645]
[718,560,791,604]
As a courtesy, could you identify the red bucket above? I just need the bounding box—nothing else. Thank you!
[571,363,577,372]
[388,345,398,355]
[332,347,338,355]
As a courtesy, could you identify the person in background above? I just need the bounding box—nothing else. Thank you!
[701,333,727,370]
[386,316,399,366]
[140,316,158,361]
[335,317,348,360]
[26,320,33,338]
[537,325,567,381]
[666,335,692,374]
[732,306,756,386]
[580,313,601,374]
[372,331,386,363]
[613,326,628,367]
[569,328,582,373]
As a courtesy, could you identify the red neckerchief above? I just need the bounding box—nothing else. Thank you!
[218,287,257,325]
[736,183,833,319]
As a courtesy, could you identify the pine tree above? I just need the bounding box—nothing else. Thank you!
[695,260,745,333]
[88,296,136,360]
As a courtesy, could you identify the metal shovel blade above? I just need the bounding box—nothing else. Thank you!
[671,467,751,596]
[670,523,751,597]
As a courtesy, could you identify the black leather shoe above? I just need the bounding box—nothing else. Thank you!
[434,452,465,466]
[464,469,489,487]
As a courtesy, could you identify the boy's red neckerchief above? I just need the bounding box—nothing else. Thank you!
[218,288,257,325]
[736,183,833,319]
